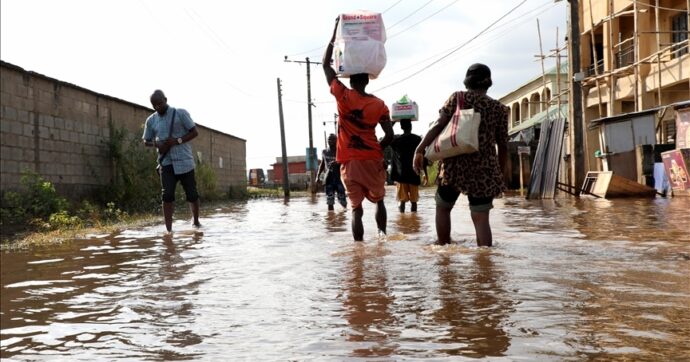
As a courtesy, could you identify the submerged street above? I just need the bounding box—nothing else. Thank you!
[1,187,689,361]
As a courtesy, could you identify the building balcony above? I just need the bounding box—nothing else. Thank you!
[585,58,605,78]
[615,43,635,69]
[644,52,689,92]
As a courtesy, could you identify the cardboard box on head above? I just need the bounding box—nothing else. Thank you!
[334,11,387,79]
[391,95,419,122]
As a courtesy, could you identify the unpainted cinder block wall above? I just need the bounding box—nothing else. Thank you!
[0,61,246,199]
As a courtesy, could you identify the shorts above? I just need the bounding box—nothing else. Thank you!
[396,183,419,202]
[160,165,199,203]
[435,184,493,212]
[340,159,386,209]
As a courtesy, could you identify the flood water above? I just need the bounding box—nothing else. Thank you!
[1,187,689,361]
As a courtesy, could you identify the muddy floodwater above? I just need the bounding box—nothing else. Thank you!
[1,187,689,361]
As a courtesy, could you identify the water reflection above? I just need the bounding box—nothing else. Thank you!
[2,189,689,360]
[433,251,512,358]
[324,210,348,233]
[395,213,422,235]
[341,244,398,357]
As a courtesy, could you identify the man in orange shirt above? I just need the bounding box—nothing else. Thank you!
[323,17,394,241]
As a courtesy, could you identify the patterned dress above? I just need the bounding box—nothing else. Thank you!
[436,91,509,198]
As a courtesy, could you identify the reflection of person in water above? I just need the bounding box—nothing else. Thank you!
[433,252,512,357]
[143,235,205,351]
[324,210,347,233]
[395,213,422,235]
[342,245,398,357]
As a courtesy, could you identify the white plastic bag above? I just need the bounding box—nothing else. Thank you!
[334,11,387,79]
[425,92,481,161]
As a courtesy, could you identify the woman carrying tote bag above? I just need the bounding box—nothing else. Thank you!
[413,63,509,247]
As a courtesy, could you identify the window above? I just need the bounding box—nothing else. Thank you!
[672,13,688,59]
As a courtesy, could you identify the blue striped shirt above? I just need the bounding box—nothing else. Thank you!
[142,106,196,175]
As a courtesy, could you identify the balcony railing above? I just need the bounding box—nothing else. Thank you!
[615,43,635,68]
[585,58,604,77]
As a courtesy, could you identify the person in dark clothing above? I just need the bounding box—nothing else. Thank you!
[390,119,427,212]
[317,134,347,211]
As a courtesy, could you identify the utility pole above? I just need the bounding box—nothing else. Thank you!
[568,0,585,196]
[277,78,289,198]
[284,56,322,193]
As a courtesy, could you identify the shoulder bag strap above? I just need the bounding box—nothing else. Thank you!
[158,108,177,164]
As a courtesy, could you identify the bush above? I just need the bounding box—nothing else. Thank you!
[47,210,82,230]
[97,121,160,212]
[425,161,439,186]
[195,160,220,200]
[0,171,70,227]
[228,184,249,199]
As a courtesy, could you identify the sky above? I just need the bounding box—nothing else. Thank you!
[1,0,568,172]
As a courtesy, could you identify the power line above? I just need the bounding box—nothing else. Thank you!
[388,0,460,39]
[373,0,529,92]
[382,0,404,14]
[182,7,236,55]
[383,0,554,78]
[387,0,436,30]
[428,1,559,73]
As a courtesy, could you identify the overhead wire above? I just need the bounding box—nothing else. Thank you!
[387,0,436,30]
[183,8,236,55]
[383,0,554,78]
[372,0,529,92]
[382,0,404,14]
[312,0,553,105]
[405,0,559,76]
[178,6,263,98]
[388,0,461,39]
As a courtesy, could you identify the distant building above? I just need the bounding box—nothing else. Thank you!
[499,64,569,189]
[500,63,569,144]
[271,155,318,190]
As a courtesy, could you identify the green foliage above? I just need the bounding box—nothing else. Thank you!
[0,171,70,227]
[195,160,220,200]
[102,202,128,221]
[46,211,82,230]
[98,121,160,212]
[229,184,250,199]
[424,161,439,186]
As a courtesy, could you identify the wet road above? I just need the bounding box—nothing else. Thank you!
[2,187,689,361]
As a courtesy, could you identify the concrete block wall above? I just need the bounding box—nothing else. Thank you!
[1,61,246,199]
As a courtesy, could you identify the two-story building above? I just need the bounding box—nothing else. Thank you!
[576,0,688,180]
[499,64,569,189]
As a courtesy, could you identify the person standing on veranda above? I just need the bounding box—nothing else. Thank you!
[142,90,201,233]
[322,17,394,241]
[413,64,509,246]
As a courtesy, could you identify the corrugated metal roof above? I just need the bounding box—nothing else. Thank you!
[587,101,690,130]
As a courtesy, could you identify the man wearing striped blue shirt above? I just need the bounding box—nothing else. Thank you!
[143,90,201,233]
